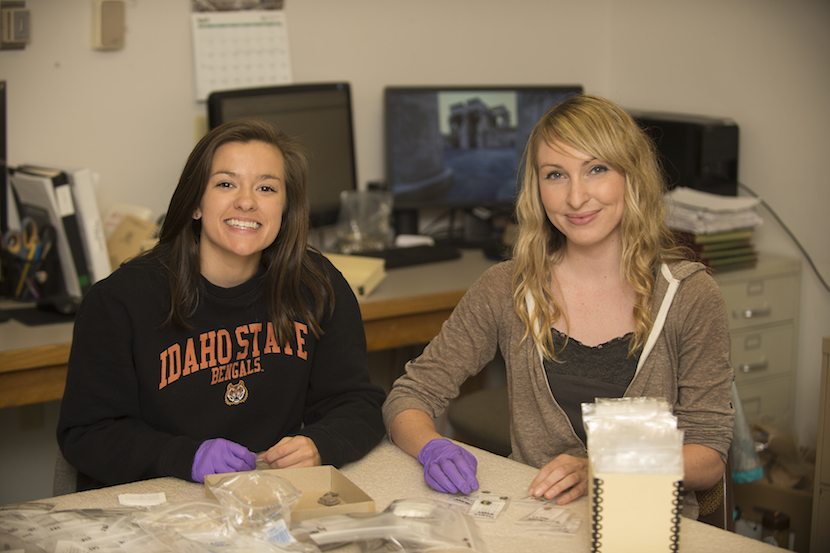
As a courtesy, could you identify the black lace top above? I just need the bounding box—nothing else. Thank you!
[543,328,641,444]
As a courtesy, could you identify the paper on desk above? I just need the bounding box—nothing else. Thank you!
[666,187,760,213]
[118,492,166,507]
[665,187,763,234]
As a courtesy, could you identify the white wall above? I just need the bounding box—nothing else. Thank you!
[2,0,197,217]
[1,0,828,501]
[603,0,830,448]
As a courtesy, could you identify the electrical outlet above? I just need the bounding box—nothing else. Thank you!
[0,0,28,51]
[92,0,125,50]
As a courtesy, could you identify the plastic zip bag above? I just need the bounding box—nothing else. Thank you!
[336,190,394,254]
[206,472,317,552]
[582,397,684,475]
[294,498,487,552]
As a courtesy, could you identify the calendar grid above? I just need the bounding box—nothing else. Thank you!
[190,10,293,101]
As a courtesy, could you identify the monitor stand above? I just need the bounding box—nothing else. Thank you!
[460,210,495,246]
[393,207,509,255]
[393,208,419,236]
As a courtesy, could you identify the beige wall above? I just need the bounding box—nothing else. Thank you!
[603,0,830,450]
[2,0,828,448]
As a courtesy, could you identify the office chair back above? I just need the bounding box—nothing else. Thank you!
[696,461,734,531]
[53,449,79,496]
[448,386,511,457]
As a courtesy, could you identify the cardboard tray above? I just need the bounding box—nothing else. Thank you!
[205,465,375,522]
[733,479,813,553]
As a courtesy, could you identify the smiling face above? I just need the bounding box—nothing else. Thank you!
[194,140,286,287]
[537,140,626,253]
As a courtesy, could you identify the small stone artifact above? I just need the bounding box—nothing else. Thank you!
[317,491,341,506]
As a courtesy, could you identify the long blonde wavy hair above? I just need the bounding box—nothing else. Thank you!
[511,94,685,359]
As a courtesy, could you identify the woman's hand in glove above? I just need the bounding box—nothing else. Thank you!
[417,438,479,494]
[191,438,256,483]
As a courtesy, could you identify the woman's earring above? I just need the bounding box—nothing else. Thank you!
[193,210,201,220]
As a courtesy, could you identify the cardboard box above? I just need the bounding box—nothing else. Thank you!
[205,466,375,522]
[733,479,813,553]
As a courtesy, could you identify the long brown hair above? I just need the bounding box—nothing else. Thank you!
[512,94,685,358]
[151,118,334,345]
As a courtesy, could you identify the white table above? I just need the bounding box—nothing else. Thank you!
[25,439,778,552]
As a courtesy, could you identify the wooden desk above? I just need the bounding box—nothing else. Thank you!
[359,250,496,351]
[14,439,778,552]
[0,315,72,409]
[0,250,497,409]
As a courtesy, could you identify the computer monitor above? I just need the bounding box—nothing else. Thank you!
[207,83,358,228]
[384,85,583,237]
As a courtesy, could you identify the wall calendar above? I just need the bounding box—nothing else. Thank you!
[190,10,292,102]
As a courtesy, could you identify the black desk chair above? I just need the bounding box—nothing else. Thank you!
[696,460,735,531]
[53,449,79,496]
[448,386,511,457]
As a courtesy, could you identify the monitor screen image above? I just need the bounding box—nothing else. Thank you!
[207,82,357,228]
[384,85,583,211]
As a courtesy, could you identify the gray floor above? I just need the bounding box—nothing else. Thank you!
[0,400,61,504]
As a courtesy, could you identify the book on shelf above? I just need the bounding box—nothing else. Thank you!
[702,253,758,273]
[9,167,91,298]
[696,246,755,261]
[673,228,758,272]
[48,167,111,284]
[673,228,754,245]
[684,237,752,252]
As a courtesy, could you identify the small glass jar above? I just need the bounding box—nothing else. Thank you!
[760,510,790,549]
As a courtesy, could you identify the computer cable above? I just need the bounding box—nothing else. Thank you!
[739,182,829,294]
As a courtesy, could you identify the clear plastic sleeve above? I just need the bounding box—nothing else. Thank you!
[336,190,394,254]
[294,498,487,552]
[582,397,684,475]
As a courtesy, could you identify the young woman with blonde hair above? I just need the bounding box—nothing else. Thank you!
[383,94,734,518]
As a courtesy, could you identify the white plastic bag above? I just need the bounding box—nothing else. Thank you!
[336,190,394,254]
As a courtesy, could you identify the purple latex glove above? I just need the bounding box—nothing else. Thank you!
[191,438,257,483]
[417,438,479,494]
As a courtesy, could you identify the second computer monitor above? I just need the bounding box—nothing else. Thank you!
[384,85,583,214]
[207,82,358,228]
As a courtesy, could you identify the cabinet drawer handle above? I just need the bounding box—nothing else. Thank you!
[739,361,769,373]
[733,307,772,319]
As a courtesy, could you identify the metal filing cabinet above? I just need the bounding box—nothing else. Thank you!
[811,337,830,551]
[713,255,801,430]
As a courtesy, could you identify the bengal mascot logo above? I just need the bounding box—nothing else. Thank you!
[225,380,248,405]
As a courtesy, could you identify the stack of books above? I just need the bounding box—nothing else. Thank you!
[673,228,757,272]
[665,187,763,272]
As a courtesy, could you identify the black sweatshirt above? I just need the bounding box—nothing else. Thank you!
[57,252,385,490]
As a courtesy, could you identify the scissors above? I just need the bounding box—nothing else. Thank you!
[3,217,39,257]
[1,218,46,298]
